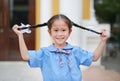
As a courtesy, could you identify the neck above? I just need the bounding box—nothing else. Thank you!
[54,43,67,49]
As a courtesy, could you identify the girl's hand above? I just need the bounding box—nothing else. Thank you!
[12,24,23,36]
[100,29,108,42]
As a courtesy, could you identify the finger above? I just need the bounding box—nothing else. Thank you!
[101,29,106,35]
[12,25,21,33]
[12,24,19,30]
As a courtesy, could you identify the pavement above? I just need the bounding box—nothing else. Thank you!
[82,66,120,81]
[0,61,42,81]
[0,53,120,81]
[82,51,120,81]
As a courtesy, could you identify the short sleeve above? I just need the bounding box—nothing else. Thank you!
[74,47,94,66]
[28,49,44,68]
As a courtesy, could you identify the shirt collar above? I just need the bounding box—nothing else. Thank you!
[47,42,73,52]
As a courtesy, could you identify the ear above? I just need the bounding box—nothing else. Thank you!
[69,29,72,34]
[48,29,51,35]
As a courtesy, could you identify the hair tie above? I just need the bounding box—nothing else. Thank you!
[18,23,47,30]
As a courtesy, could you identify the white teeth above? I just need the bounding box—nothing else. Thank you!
[57,38,64,39]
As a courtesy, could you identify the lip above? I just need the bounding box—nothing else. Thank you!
[56,38,64,40]
[55,38,65,41]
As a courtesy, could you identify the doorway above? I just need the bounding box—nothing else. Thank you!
[0,0,35,61]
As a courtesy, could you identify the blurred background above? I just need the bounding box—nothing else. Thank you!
[0,0,120,81]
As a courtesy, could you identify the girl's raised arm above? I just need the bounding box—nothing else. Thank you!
[93,29,108,62]
[12,25,29,61]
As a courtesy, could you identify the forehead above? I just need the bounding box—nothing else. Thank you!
[52,19,68,27]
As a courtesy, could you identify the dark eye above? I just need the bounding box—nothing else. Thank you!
[54,30,58,32]
[62,29,66,31]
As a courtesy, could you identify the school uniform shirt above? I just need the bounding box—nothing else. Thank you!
[28,43,94,81]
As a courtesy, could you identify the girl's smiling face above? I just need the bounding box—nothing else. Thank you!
[48,18,72,48]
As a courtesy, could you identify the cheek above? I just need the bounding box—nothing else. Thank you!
[65,32,69,35]
[48,31,56,38]
[67,30,72,36]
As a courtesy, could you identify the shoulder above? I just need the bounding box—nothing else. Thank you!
[41,44,54,51]
[39,44,55,55]
[70,44,82,51]
[70,44,92,55]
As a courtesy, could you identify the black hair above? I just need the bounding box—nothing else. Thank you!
[18,14,101,35]
[47,14,72,30]
[18,14,72,30]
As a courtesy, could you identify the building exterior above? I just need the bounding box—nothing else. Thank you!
[0,0,110,68]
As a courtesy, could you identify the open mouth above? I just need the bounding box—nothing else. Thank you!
[55,38,65,42]
[56,38,64,40]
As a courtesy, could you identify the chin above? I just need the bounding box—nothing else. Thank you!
[57,42,66,45]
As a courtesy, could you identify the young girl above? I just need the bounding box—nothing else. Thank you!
[12,14,108,81]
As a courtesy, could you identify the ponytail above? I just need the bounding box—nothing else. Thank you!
[18,23,47,30]
[72,22,102,35]
[18,14,101,35]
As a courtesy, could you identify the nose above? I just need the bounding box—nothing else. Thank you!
[57,31,63,36]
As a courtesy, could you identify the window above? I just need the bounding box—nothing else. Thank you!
[10,0,29,27]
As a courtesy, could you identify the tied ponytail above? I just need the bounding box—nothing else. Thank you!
[18,23,47,30]
[18,14,102,35]
[72,22,102,35]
